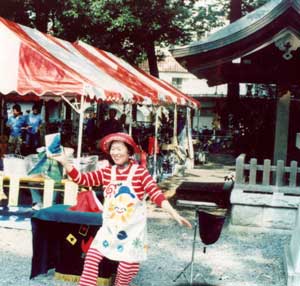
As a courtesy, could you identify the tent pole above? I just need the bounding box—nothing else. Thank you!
[129,104,132,136]
[61,95,84,159]
[173,104,178,145]
[153,106,160,181]
[61,95,79,113]
[76,95,85,159]
[186,107,194,169]
[197,108,200,140]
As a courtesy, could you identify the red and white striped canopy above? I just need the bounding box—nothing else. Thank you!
[0,17,199,108]
[73,41,200,108]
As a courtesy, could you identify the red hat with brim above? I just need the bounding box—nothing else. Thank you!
[99,132,140,154]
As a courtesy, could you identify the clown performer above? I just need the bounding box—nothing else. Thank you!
[51,132,192,286]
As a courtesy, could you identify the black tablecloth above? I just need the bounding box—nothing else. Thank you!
[30,204,117,280]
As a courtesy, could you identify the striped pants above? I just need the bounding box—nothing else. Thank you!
[78,247,140,286]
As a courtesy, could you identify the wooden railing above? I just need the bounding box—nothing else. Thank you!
[0,172,78,208]
[235,154,300,193]
[233,154,300,208]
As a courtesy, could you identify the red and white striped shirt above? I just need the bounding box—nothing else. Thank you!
[68,163,166,207]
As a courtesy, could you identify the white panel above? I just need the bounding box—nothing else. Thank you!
[0,22,20,94]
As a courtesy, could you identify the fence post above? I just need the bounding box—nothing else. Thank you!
[43,179,55,208]
[235,154,246,184]
[8,177,20,206]
[275,160,285,189]
[262,159,271,185]
[64,181,78,205]
[289,161,298,188]
[249,158,257,185]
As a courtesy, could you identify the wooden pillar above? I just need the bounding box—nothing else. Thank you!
[273,88,291,164]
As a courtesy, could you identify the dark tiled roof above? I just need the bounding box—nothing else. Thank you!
[171,0,295,58]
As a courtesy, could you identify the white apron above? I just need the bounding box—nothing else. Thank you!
[91,164,148,262]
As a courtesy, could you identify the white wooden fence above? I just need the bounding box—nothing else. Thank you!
[0,172,78,208]
[235,153,300,195]
[231,154,300,229]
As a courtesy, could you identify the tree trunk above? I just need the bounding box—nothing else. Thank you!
[146,41,159,78]
[33,0,50,33]
[229,0,242,22]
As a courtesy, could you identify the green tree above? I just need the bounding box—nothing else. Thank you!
[0,0,269,77]
[0,0,62,32]
[214,0,269,20]
[52,0,198,78]
[0,0,31,26]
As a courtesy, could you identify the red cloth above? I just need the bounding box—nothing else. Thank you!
[148,136,159,155]
[69,190,103,213]
[139,151,147,168]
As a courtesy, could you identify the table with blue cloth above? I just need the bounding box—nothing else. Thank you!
[30,204,118,286]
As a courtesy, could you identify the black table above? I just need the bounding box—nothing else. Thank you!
[30,204,117,285]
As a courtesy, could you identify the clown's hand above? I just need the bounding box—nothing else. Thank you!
[171,212,192,228]
[161,200,192,229]
[48,147,73,172]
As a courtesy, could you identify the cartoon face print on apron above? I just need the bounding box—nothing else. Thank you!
[92,164,148,262]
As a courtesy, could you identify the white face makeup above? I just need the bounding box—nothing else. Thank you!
[109,141,130,166]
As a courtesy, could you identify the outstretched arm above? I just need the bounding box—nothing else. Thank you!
[50,148,103,187]
[50,149,73,173]
[161,200,192,228]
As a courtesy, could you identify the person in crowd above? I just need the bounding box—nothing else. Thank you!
[30,182,43,211]
[177,111,186,145]
[24,104,43,153]
[51,132,192,286]
[85,111,98,152]
[99,108,123,138]
[6,104,26,154]
[119,113,128,133]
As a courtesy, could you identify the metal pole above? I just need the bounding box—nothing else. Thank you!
[76,95,85,159]
[173,104,178,145]
[153,106,160,180]
[186,107,194,168]
[197,108,200,140]
[129,104,132,136]
[190,209,198,284]
[62,95,85,159]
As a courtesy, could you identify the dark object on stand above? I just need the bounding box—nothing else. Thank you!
[197,210,225,245]
[174,177,234,285]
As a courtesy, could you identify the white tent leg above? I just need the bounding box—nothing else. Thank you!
[186,107,194,169]
[153,106,160,181]
[62,95,86,159]
[129,104,132,136]
[173,104,178,145]
[77,95,85,159]
[197,108,200,140]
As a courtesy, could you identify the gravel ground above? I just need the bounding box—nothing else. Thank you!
[0,204,291,286]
